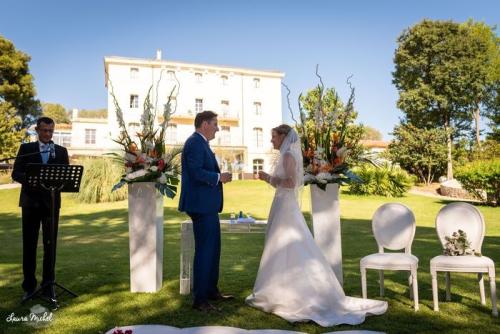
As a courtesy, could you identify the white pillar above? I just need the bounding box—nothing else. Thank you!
[128,182,164,292]
[310,183,343,286]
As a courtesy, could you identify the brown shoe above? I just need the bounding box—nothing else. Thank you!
[192,301,221,312]
[208,293,234,301]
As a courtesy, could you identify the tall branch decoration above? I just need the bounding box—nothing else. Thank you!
[284,65,363,190]
[107,70,182,198]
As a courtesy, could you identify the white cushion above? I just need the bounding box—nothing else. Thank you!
[361,253,418,269]
[430,255,495,273]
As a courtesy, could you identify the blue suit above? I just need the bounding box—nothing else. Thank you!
[178,132,223,303]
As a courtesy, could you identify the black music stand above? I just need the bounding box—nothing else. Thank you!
[22,164,83,307]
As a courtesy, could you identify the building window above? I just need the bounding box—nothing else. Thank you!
[221,126,230,145]
[85,129,96,145]
[254,102,262,115]
[167,70,176,80]
[221,75,228,86]
[130,67,139,79]
[221,100,229,116]
[130,95,139,109]
[253,127,263,148]
[166,124,177,144]
[52,132,71,147]
[195,72,203,82]
[253,78,260,88]
[195,99,203,113]
[253,159,264,174]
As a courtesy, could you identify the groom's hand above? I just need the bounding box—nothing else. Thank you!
[220,172,232,184]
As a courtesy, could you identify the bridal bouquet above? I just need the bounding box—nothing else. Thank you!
[108,80,181,198]
[285,67,365,190]
[443,229,481,256]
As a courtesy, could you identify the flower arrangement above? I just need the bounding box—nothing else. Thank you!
[443,229,481,256]
[284,66,366,190]
[107,75,182,198]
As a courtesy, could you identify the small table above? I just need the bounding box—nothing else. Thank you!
[179,219,267,295]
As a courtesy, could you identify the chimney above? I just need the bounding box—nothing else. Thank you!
[156,49,162,60]
[72,108,78,120]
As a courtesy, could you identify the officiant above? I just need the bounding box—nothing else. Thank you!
[12,117,69,302]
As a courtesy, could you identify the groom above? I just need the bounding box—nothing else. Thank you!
[179,111,233,312]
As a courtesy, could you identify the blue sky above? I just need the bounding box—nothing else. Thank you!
[1,0,498,139]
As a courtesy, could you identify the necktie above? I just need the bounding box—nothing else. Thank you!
[41,144,49,164]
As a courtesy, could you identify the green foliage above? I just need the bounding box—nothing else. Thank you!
[74,157,127,203]
[0,171,11,184]
[0,35,41,128]
[0,102,25,160]
[387,124,448,185]
[78,108,107,118]
[455,159,500,206]
[392,20,497,178]
[361,125,383,140]
[42,102,70,123]
[349,163,414,197]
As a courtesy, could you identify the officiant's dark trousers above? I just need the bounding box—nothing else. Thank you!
[21,206,59,292]
[189,212,221,304]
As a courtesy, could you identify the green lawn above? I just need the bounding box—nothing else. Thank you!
[0,181,499,334]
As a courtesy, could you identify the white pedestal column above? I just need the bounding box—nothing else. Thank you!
[310,183,343,286]
[128,182,163,292]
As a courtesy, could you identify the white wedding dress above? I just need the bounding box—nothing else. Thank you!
[245,130,387,327]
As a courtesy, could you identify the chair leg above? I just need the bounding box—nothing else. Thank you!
[490,275,498,317]
[379,270,384,297]
[431,269,439,311]
[361,267,367,299]
[408,272,413,299]
[412,268,419,311]
[445,272,451,301]
[478,273,486,305]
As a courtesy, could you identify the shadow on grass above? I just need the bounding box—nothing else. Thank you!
[0,206,499,334]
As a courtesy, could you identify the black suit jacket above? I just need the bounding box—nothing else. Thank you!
[12,142,70,209]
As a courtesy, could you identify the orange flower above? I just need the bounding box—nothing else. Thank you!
[333,157,342,166]
[149,149,158,158]
[319,163,332,173]
[129,143,138,152]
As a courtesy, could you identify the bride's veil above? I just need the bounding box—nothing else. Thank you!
[270,128,304,200]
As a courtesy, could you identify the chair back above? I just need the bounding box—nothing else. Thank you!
[372,203,416,253]
[435,202,485,252]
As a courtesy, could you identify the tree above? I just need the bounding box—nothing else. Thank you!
[362,126,383,140]
[78,108,107,118]
[42,102,70,123]
[387,124,448,185]
[0,102,25,160]
[462,21,500,148]
[393,20,494,179]
[0,35,41,128]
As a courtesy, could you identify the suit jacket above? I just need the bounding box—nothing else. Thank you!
[178,132,223,214]
[12,142,70,209]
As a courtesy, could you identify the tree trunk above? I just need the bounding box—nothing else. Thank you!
[445,122,453,180]
[474,107,481,149]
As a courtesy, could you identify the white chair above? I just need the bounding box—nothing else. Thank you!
[430,202,498,317]
[360,203,419,311]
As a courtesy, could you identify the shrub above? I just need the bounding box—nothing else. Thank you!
[75,157,127,203]
[455,159,500,206]
[349,163,414,197]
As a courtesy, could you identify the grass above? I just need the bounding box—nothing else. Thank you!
[0,180,499,334]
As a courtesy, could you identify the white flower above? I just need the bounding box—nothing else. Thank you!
[145,141,155,150]
[316,172,333,183]
[125,169,147,181]
[315,147,325,155]
[125,152,136,162]
[158,174,167,184]
[336,147,350,159]
[126,167,132,173]
[150,166,158,172]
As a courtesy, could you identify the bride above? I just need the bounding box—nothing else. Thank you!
[245,124,387,327]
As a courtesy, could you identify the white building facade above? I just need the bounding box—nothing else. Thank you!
[103,53,285,177]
